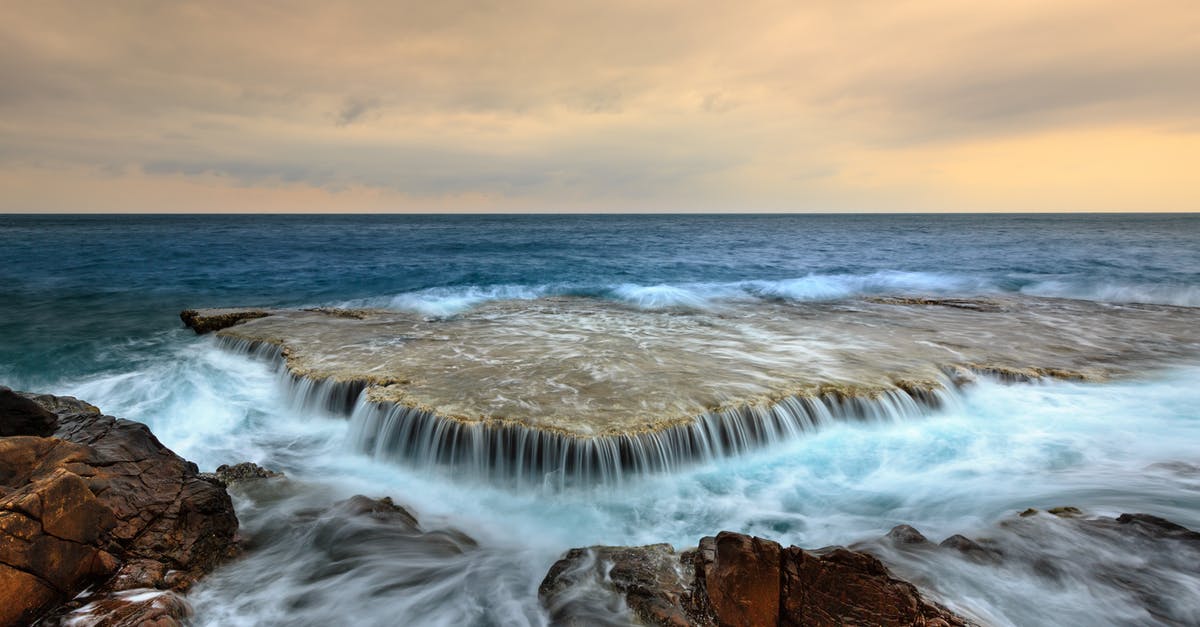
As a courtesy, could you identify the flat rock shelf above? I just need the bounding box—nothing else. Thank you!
[183,296,1200,484]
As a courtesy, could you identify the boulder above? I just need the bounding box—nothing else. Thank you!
[0,388,59,437]
[540,543,710,626]
[57,589,193,627]
[0,388,239,626]
[209,461,284,486]
[540,531,970,627]
[697,532,782,627]
[778,547,964,627]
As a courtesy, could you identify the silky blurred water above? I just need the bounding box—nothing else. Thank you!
[3,214,1199,625]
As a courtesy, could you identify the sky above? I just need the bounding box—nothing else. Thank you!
[2,0,1198,213]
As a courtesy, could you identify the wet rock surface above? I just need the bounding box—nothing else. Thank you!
[59,589,194,627]
[0,387,238,626]
[540,530,970,627]
[195,296,1200,435]
[187,488,490,624]
[861,508,1200,626]
[540,543,711,626]
[201,461,284,486]
[543,509,1200,626]
[179,308,271,334]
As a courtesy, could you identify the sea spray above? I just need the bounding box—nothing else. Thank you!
[36,332,1200,626]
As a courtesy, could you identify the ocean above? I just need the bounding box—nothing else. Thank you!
[2,213,1199,626]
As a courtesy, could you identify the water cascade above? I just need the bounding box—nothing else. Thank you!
[218,335,962,486]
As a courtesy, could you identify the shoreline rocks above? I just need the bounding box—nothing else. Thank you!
[180,308,271,334]
[540,531,971,627]
[201,461,285,487]
[0,387,239,627]
[544,508,1200,626]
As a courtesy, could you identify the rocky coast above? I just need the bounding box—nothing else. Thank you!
[0,388,237,626]
[6,385,1200,625]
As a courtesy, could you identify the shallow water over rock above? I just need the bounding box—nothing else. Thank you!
[205,296,1200,435]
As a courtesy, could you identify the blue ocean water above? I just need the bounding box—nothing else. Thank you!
[3,213,1199,386]
[3,213,1200,626]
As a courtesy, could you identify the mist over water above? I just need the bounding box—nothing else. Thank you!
[3,214,1199,625]
[48,338,1200,626]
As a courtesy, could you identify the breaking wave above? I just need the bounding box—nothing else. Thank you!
[353,272,1200,317]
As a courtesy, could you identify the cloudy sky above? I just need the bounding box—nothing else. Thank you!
[2,0,1198,212]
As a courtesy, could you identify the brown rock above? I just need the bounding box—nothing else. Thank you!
[780,547,967,627]
[541,531,970,627]
[540,543,712,627]
[180,308,270,334]
[209,461,283,486]
[0,390,239,626]
[0,565,60,627]
[886,525,931,546]
[62,589,193,627]
[0,449,118,624]
[699,532,782,627]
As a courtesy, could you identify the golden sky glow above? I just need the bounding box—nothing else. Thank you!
[2,0,1198,212]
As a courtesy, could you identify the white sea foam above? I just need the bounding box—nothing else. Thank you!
[609,283,729,309]
[363,272,1200,317]
[388,284,551,317]
[43,338,1200,626]
[1021,279,1200,307]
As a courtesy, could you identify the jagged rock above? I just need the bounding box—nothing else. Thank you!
[886,525,931,546]
[0,389,239,626]
[698,532,782,626]
[0,458,118,626]
[179,308,270,334]
[936,535,993,561]
[210,461,283,485]
[540,531,970,627]
[778,547,965,627]
[540,543,711,626]
[59,588,193,627]
[0,388,58,437]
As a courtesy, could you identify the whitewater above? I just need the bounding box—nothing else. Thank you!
[2,214,1199,625]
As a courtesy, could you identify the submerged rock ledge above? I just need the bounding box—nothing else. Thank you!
[183,296,1200,482]
[0,387,238,627]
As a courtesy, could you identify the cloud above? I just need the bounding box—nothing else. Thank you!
[0,0,1197,212]
[335,98,381,126]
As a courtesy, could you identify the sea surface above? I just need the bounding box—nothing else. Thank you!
[2,213,1200,626]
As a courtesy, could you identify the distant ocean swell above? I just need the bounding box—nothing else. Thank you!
[340,272,1200,316]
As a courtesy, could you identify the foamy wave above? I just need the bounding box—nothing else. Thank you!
[359,272,1199,316]
[610,283,739,309]
[742,271,994,302]
[1020,280,1200,308]
[387,285,550,317]
[610,272,992,309]
[371,272,990,314]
